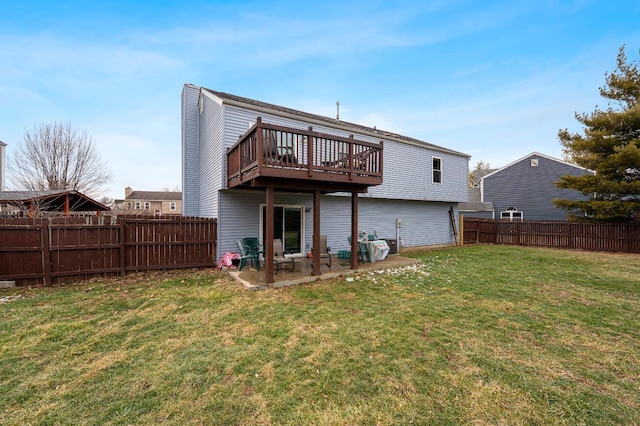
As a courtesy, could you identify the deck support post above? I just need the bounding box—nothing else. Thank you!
[265,186,275,284]
[350,191,359,270]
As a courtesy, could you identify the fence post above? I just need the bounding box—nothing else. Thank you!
[41,218,52,286]
[119,218,127,276]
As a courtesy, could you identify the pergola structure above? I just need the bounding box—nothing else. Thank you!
[227,117,384,284]
[0,190,109,217]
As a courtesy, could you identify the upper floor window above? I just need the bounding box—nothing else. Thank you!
[170,202,176,211]
[144,202,151,210]
[432,157,442,184]
[126,202,132,209]
[134,202,141,210]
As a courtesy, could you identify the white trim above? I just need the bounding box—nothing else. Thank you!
[432,156,442,184]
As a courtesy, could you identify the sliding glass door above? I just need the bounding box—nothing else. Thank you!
[261,205,303,255]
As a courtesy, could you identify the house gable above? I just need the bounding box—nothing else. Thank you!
[481,152,593,220]
[194,86,470,204]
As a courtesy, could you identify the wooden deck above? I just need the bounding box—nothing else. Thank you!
[227,118,383,193]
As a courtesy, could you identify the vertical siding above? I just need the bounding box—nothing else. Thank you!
[197,94,224,218]
[181,85,200,216]
[483,154,593,220]
[0,142,5,191]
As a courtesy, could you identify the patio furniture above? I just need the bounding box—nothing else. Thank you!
[311,235,332,269]
[273,238,295,274]
[347,236,367,263]
[263,130,297,165]
[241,237,262,270]
[236,240,256,271]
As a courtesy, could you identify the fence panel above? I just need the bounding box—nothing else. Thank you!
[121,216,217,273]
[462,217,640,253]
[0,215,217,286]
[49,222,121,281]
[0,222,46,284]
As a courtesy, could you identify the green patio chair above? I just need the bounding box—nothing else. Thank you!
[241,237,262,270]
[347,236,367,263]
[236,240,255,271]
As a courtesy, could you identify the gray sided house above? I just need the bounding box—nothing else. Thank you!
[0,140,6,191]
[465,152,593,220]
[181,84,469,276]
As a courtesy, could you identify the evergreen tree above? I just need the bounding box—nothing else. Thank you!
[555,46,640,222]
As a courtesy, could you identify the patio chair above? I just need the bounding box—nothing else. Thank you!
[311,235,332,268]
[263,129,297,165]
[241,237,262,270]
[273,238,295,274]
[236,240,255,271]
[347,236,367,263]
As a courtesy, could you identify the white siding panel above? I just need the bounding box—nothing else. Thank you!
[197,95,224,218]
[181,84,200,216]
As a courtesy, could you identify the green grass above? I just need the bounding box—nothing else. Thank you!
[1,245,639,425]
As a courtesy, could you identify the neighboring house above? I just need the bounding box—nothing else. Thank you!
[0,190,110,217]
[114,187,182,216]
[461,152,594,220]
[0,140,6,191]
[182,84,470,278]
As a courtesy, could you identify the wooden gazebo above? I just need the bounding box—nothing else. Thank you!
[0,190,109,217]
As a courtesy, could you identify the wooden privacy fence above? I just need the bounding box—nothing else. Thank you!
[462,217,640,253]
[0,215,217,286]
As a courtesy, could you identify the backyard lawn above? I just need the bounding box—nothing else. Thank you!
[0,245,638,425]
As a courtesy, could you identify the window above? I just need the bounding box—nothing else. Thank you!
[432,157,442,184]
[531,158,539,167]
[170,202,176,211]
[134,202,141,210]
[144,202,150,210]
[126,202,132,209]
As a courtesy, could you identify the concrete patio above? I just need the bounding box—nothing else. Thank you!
[227,253,421,290]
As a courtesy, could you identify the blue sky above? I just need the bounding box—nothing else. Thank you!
[1,1,639,199]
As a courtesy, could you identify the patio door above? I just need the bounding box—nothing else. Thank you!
[260,205,303,255]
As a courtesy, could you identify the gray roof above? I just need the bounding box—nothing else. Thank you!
[203,88,470,158]
[0,140,6,146]
[470,168,497,186]
[459,187,494,212]
[126,191,182,201]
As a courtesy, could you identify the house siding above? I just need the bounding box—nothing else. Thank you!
[219,103,468,202]
[197,94,224,218]
[483,154,592,220]
[218,190,458,258]
[181,84,200,216]
[184,84,469,260]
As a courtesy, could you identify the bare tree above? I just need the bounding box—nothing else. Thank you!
[8,122,112,197]
[162,185,181,192]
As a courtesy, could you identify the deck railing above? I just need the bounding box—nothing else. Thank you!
[227,118,383,188]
